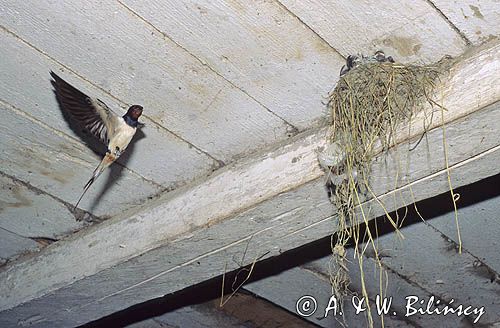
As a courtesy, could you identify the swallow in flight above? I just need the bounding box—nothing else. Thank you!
[50,71,143,211]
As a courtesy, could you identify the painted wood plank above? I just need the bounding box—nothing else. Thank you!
[0,229,38,263]
[0,44,498,325]
[0,27,217,187]
[357,219,500,325]
[0,1,292,162]
[426,193,500,273]
[120,0,344,129]
[1,99,499,327]
[303,250,471,327]
[0,173,87,239]
[131,294,316,328]
[139,305,250,328]
[278,0,467,63]
[245,259,442,327]
[432,0,500,45]
[304,247,484,328]
[0,103,160,217]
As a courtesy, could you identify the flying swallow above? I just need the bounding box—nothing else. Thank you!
[50,71,143,211]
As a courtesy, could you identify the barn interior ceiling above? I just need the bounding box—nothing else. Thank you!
[0,0,499,326]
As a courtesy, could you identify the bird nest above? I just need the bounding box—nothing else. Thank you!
[319,54,454,326]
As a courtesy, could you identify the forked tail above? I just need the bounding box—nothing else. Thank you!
[73,153,115,211]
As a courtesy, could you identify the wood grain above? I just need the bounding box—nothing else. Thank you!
[0,103,161,217]
[0,1,293,162]
[121,0,344,129]
[432,0,500,45]
[0,26,217,187]
[278,0,467,63]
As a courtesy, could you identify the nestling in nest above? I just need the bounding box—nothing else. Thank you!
[317,50,453,325]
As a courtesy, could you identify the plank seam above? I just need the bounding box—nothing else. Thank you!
[0,24,223,166]
[115,0,301,134]
[275,0,346,59]
[0,97,163,189]
[0,170,99,222]
[0,227,31,240]
[425,0,473,46]
[424,221,500,277]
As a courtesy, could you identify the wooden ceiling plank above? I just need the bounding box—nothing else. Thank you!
[0,229,39,264]
[245,260,436,327]
[425,193,500,274]
[0,28,217,187]
[120,0,345,129]
[0,40,498,327]
[1,1,293,163]
[278,0,468,63]
[298,250,467,327]
[430,0,500,45]
[356,218,500,325]
[0,173,87,239]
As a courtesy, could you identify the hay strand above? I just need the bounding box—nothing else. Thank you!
[321,55,456,327]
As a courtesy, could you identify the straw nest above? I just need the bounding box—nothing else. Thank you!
[320,55,454,326]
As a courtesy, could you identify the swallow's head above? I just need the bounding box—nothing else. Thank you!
[374,50,386,62]
[346,55,360,69]
[127,105,143,120]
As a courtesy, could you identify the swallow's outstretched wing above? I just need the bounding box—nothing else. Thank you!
[50,71,119,145]
[50,71,120,212]
[50,71,143,213]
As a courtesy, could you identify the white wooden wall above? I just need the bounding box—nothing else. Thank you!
[0,0,498,274]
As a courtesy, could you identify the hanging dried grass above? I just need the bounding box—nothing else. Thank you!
[322,56,455,327]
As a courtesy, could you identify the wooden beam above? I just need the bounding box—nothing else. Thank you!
[0,41,498,327]
[126,292,319,328]
[255,188,500,327]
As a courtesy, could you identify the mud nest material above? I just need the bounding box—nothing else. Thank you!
[323,57,453,324]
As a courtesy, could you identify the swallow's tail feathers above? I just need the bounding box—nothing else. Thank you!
[73,153,116,211]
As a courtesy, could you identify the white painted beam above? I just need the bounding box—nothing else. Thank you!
[0,41,498,326]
